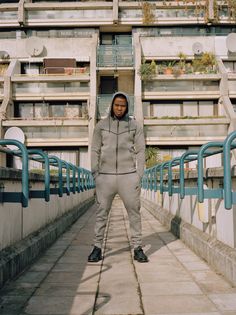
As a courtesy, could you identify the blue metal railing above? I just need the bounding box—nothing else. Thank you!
[97,44,134,68]
[0,140,95,208]
[142,130,236,210]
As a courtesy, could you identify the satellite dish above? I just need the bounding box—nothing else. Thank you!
[25,37,44,57]
[4,127,25,150]
[192,42,203,55]
[226,33,236,53]
[0,51,9,59]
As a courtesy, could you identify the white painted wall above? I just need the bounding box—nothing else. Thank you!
[0,37,93,61]
[0,177,94,251]
[140,36,216,58]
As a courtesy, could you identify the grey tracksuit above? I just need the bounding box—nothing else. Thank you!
[91,92,145,248]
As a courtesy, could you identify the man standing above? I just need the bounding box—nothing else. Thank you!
[88,92,148,263]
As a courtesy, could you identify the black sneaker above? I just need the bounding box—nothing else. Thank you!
[88,246,102,262]
[134,246,148,263]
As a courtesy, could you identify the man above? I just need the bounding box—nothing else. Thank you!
[88,92,148,263]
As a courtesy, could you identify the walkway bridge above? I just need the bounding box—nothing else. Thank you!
[1,134,236,315]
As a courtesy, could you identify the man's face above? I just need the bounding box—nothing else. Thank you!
[113,97,127,119]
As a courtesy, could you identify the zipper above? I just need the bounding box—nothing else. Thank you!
[116,120,119,172]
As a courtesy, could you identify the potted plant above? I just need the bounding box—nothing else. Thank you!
[142,2,156,25]
[138,60,156,81]
[163,61,176,75]
[200,52,217,73]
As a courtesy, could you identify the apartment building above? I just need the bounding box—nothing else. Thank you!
[0,0,236,169]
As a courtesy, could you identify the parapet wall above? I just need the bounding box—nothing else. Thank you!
[141,167,236,286]
[0,168,95,289]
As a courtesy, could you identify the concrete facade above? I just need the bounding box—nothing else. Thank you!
[0,0,236,168]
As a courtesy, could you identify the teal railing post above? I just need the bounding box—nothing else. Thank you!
[168,157,180,196]
[77,167,82,192]
[179,151,198,199]
[49,156,63,197]
[160,162,169,194]
[153,165,158,192]
[62,161,70,195]
[28,149,50,202]
[197,142,223,203]
[223,130,236,209]
[0,140,29,207]
[68,162,76,194]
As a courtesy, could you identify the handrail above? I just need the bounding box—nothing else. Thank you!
[142,130,236,210]
[28,149,50,202]
[0,140,29,207]
[0,140,94,207]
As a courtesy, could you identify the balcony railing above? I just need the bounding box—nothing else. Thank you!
[12,82,89,95]
[97,94,134,118]
[97,45,134,67]
[143,80,219,93]
[16,125,88,139]
[144,118,229,141]
[26,9,112,22]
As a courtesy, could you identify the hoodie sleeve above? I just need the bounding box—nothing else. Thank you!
[91,122,102,179]
[134,121,145,178]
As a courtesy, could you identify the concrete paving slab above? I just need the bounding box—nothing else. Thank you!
[136,269,193,282]
[208,294,236,311]
[52,262,101,273]
[28,262,55,272]
[0,295,29,314]
[14,272,48,285]
[25,295,95,315]
[142,295,218,314]
[43,270,100,284]
[197,280,236,294]
[140,281,203,295]
[2,198,236,315]
[181,261,211,271]
[0,282,38,296]
[94,296,143,315]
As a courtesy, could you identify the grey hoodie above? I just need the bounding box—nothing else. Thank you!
[91,92,145,179]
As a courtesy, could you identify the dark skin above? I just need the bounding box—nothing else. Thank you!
[112,96,127,119]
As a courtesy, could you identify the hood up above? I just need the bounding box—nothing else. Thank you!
[109,91,130,119]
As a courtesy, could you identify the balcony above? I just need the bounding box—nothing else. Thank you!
[0,5,18,27]
[11,74,90,101]
[97,94,134,119]
[97,44,134,68]
[2,123,89,147]
[144,117,230,145]
[142,76,220,100]
[24,2,113,26]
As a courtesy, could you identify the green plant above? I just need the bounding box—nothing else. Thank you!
[142,2,156,25]
[145,147,161,168]
[225,0,236,21]
[138,60,156,81]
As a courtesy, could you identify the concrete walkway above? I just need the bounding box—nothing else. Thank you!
[1,197,236,315]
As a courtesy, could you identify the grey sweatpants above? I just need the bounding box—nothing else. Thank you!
[94,173,142,249]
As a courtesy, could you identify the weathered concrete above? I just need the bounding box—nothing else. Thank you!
[0,196,95,290]
[0,197,236,315]
[142,197,236,289]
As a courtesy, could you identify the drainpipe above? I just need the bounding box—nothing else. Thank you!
[88,32,99,170]
[0,60,21,166]
[18,0,26,26]
[113,0,118,25]
[133,32,144,125]
[217,57,236,162]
